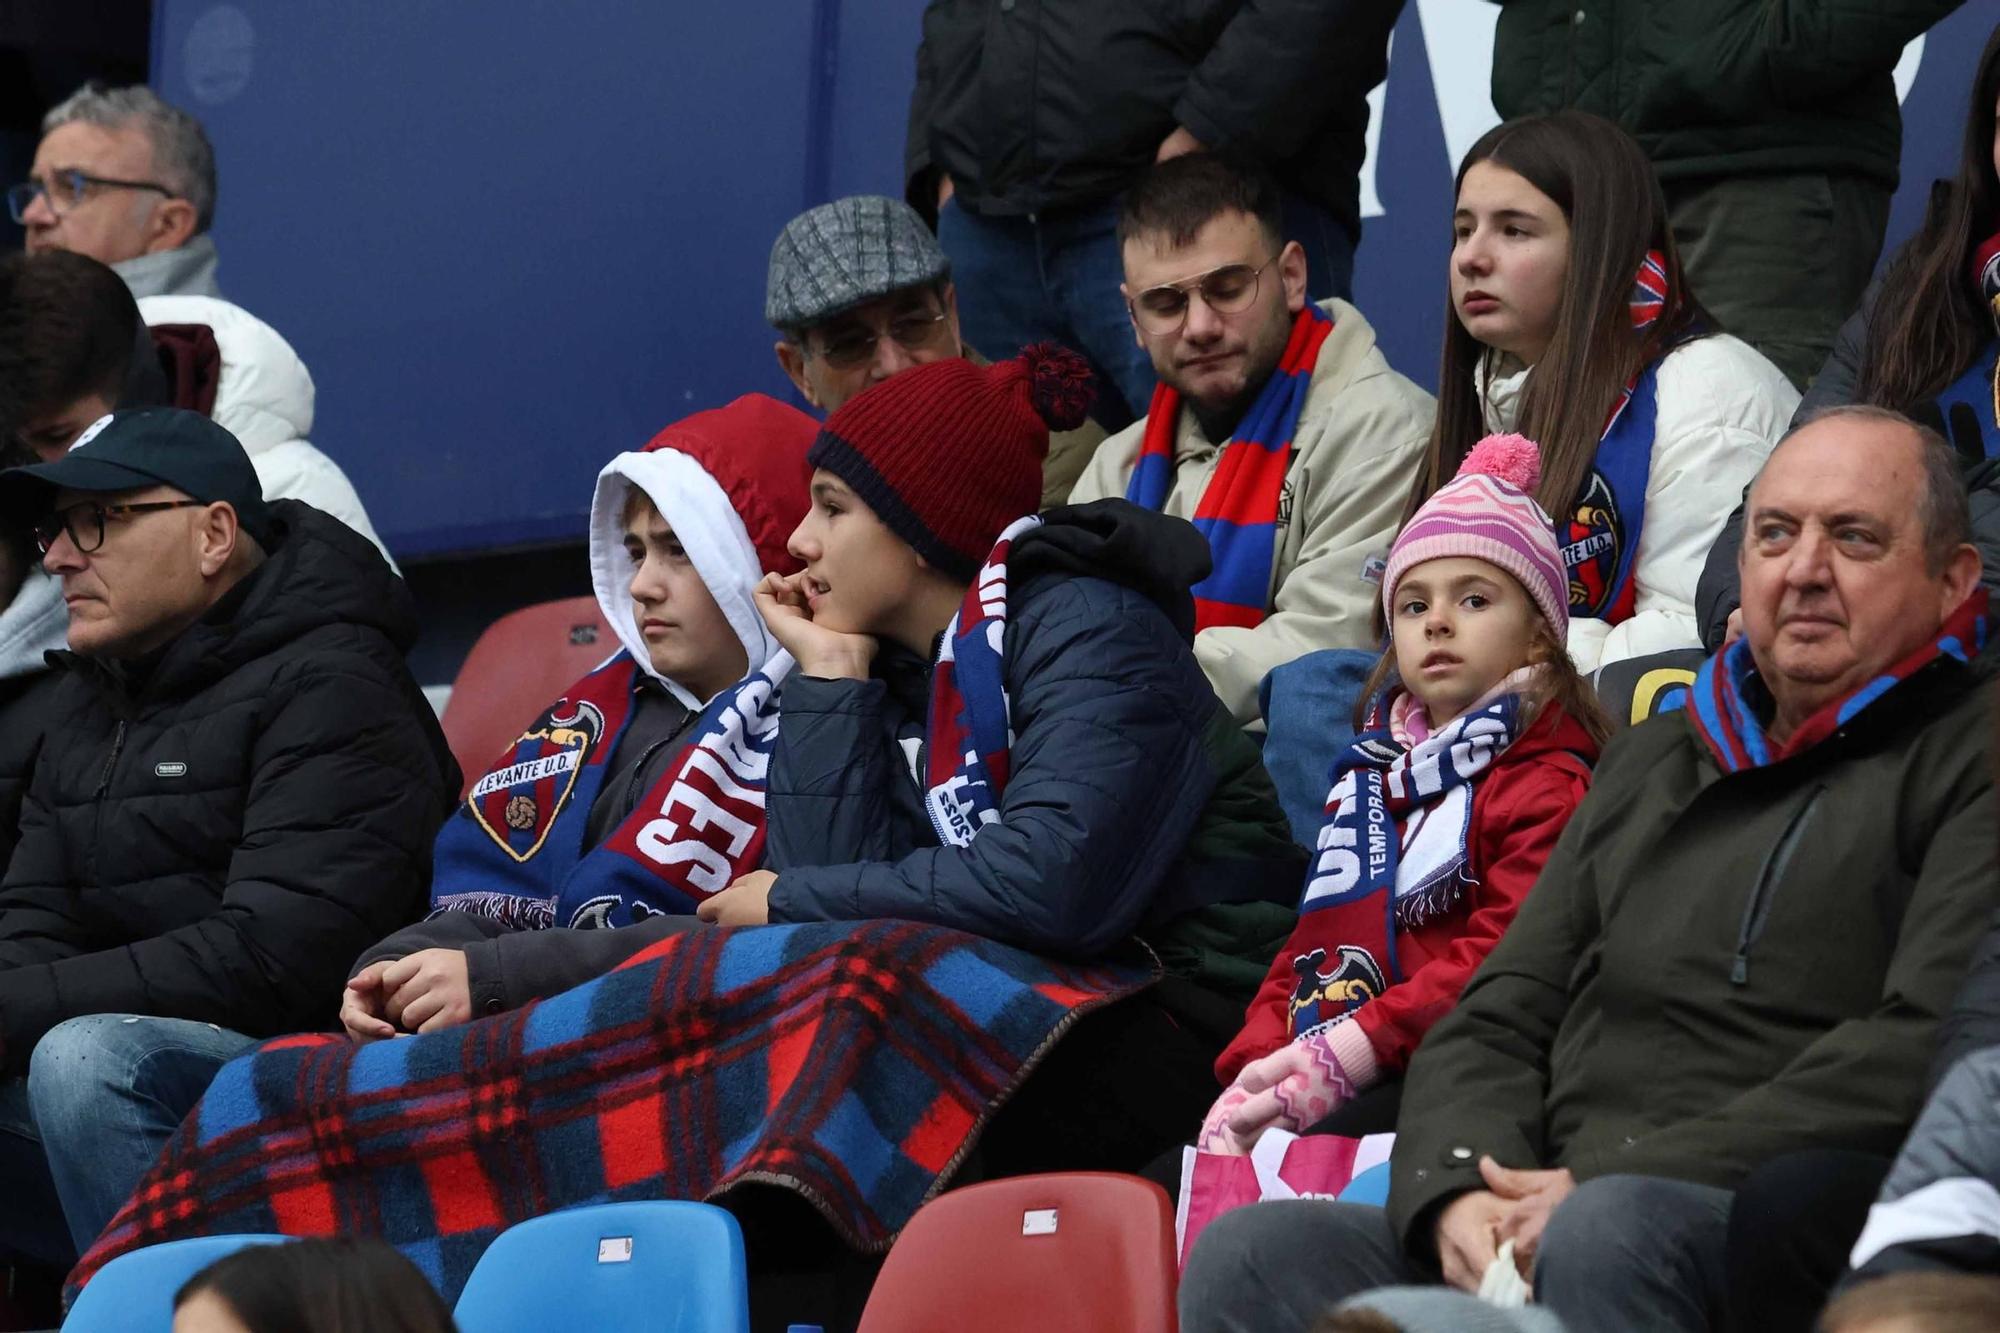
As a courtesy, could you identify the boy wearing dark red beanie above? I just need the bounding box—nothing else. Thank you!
[694,345,1303,1172]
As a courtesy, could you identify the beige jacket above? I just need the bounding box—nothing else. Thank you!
[1070,299,1434,725]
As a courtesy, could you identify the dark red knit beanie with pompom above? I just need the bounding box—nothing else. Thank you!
[807,343,1094,581]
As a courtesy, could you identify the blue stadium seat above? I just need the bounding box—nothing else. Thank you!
[453,1201,750,1333]
[64,1234,291,1331]
[1338,1162,1392,1207]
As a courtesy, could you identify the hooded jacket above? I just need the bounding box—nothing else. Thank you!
[764,499,1303,975]
[352,396,816,1015]
[1478,333,1797,672]
[1069,300,1435,725]
[0,502,457,1071]
[1384,634,1999,1263]
[139,295,391,565]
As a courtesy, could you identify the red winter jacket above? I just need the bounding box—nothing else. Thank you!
[1215,703,1597,1087]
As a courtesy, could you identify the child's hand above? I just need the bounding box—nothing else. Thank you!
[380,948,475,1035]
[1225,1032,1357,1146]
[340,960,398,1043]
[1197,1082,1257,1154]
[753,572,877,679]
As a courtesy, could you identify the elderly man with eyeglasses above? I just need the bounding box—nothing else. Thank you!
[10,84,222,301]
[766,194,1104,507]
[1069,153,1433,742]
[0,409,455,1272]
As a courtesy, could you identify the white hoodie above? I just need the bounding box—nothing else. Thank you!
[137,295,393,567]
[585,449,784,711]
[1479,333,1799,672]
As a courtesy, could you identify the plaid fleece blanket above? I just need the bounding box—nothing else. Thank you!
[68,920,1156,1301]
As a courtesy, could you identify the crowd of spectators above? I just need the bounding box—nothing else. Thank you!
[0,4,1992,1331]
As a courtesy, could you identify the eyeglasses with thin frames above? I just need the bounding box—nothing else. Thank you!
[1127,257,1279,335]
[5,170,173,225]
[34,500,206,556]
[807,308,952,370]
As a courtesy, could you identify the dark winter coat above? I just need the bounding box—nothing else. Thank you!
[1387,638,1999,1263]
[1491,0,1959,189]
[764,500,1303,978]
[905,0,1403,236]
[0,501,458,1072]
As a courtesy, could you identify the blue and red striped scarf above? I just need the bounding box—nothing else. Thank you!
[1689,590,1989,773]
[924,514,1040,846]
[1125,304,1333,632]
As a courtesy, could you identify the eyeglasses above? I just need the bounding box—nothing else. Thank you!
[35,500,205,556]
[1128,258,1278,335]
[6,170,174,225]
[808,309,952,370]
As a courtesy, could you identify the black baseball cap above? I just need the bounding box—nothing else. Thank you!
[0,408,278,549]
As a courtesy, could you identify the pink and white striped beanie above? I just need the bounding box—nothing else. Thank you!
[1382,433,1567,639]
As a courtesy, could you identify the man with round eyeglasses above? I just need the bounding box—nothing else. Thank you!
[11,83,222,301]
[0,408,454,1269]
[765,193,1104,507]
[1070,153,1434,739]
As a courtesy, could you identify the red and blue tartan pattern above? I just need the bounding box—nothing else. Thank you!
[67,921,1156,1303]
[1126,304,1333,633]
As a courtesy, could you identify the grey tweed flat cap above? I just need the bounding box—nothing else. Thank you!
[765,195,951,330]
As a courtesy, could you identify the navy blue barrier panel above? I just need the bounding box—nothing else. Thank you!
[155,1,2000,560]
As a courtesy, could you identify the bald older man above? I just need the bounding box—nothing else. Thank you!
[1179,405,2000,1333]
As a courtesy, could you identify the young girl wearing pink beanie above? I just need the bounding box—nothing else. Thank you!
[1201,433,1608,1150]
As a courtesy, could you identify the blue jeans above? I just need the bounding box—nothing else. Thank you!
[2,1015,261,1260]
[938,192,1356,429]
[1259,649,1375,846]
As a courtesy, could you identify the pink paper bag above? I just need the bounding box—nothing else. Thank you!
[1173,1128,1394,1267]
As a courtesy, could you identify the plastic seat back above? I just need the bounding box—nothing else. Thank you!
[453,1201,749,1333]
[857,1173,1177,1333]
[64,1234,291,1331]
[439,595,614,797]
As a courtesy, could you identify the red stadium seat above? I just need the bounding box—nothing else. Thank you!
[439,596,614,798]
[858,1173,1178,1333]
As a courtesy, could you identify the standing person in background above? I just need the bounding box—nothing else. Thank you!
[1696,19,2000,653]
[1487,0,1963,389]
[11,83,222,300]
[907,0,1405,427]
[1420,111,1795,675]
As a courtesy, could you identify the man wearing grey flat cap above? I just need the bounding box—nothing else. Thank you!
[0,408,455,1267]
[766,193,1102,506]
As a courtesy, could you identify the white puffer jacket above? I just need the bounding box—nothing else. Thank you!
[137,295,393,567]
[1480,333,1798,672]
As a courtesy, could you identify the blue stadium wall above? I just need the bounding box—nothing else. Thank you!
[151,1,2000,676]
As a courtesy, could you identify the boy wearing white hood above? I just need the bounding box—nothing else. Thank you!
[340,395,815,1039]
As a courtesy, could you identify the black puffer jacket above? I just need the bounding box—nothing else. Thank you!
[905,0,1404,234]
[0,501,458,1071]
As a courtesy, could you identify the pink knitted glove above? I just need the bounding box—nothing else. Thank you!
[1197,1082,1257,1154]
[1225,1029,1359,1148]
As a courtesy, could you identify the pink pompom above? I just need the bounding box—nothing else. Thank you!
[1456,432,1543,493]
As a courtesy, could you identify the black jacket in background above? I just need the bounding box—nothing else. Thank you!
[0,501,458,1071]
[905,0,1404,236]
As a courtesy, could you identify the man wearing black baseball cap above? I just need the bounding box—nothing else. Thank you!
[0,408,457,1271]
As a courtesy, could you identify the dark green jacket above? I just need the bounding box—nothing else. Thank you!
[1388,638,1999,1261]
[1491,0,1962,188]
